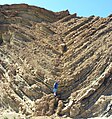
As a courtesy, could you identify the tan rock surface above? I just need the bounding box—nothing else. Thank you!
[0,3,112,119]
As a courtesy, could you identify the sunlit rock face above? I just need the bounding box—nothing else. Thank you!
[0,4,112,119]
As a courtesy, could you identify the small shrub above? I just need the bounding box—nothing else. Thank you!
[4,117,8,119]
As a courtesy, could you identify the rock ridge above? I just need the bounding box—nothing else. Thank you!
[0,3,112,119]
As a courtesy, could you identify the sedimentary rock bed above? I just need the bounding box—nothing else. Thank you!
[0,4,112,119]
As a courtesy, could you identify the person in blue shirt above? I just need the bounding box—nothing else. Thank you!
[53,80,59,96]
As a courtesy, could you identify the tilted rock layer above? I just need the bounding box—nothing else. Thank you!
[0,4,112,119]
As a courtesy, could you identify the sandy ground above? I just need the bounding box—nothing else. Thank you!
[0,109,71,119]
[0,109,111,119]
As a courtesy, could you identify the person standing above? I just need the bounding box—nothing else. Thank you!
[53,80,59,96]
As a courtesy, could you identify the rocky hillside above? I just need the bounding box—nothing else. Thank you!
[0,4,112,119]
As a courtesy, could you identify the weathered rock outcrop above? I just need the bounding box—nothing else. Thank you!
[0,4,112,119]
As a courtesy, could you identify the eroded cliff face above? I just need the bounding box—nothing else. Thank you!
[0,4,112,119]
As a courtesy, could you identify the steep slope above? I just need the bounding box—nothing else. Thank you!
[0,4,112,119]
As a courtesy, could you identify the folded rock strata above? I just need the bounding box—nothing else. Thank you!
[0,3,112,119]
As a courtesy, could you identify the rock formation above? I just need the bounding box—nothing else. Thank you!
[0,3,112,119]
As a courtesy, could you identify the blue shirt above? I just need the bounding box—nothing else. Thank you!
[53,82,58,89]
